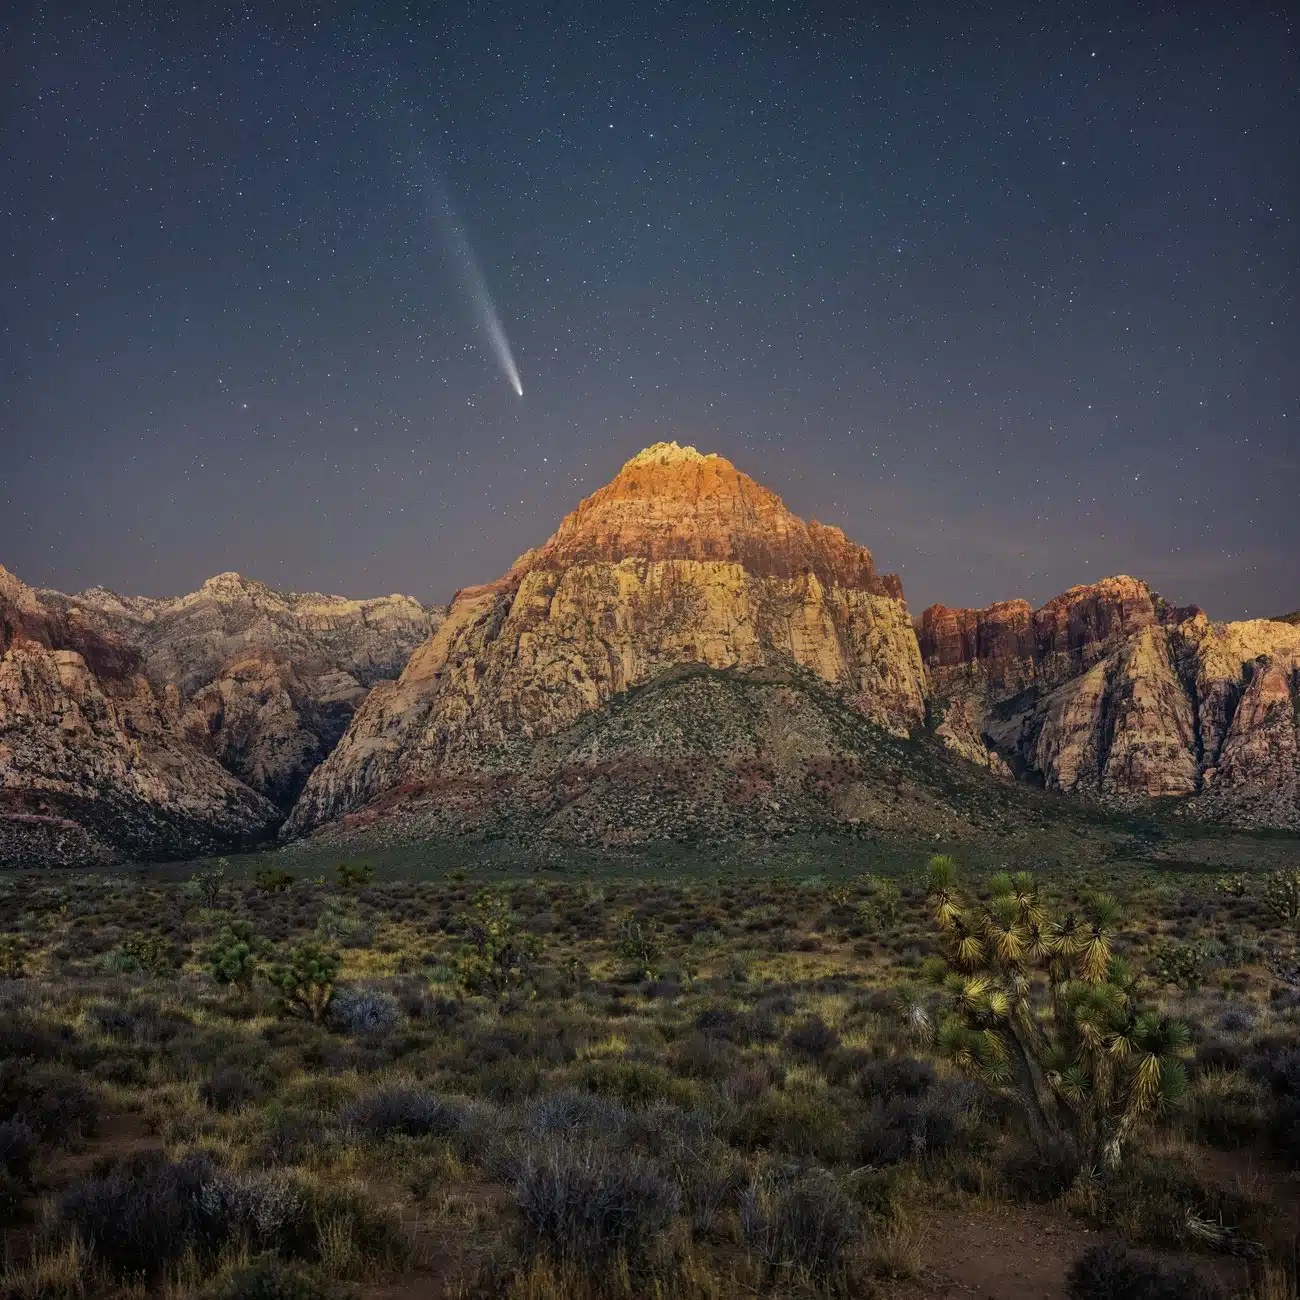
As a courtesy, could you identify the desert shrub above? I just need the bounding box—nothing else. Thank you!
[1216,1004,1256,1035]
[668,1031,740,1080]
[0,936,25,979]
[853,1080,977,1167]
[676,1152,746,1237]
[1001,1135,1080,1201]
[87,1001,186,1046]
[326,987,401,1038]
[0,1014,72,1063]
[525,1091,632,1143]
[334,864,374,890]
[314,907,373,949]
[255,868,296,894]
[54,1153,309,1280]
[513,1143,679,1267]
[1065,1241,1226,1299]
[739,1170,859,1284]
[340,1087,473,1141]
[103,932,176,977]
[694,1006,759,1045]
[0,1119,36,1222]
[784,1016,841,1062]
[0,1061,98,1144]
[259,1108,318,1167]
[210,921,265,989]
[730,1092,845,1161]
[1189,1078,1261,1150]
[616,916,662,979]
[200,1066,261,1114]
[574,1059,701,1109]
[266,943,339,1022]
[722,1062,776,1107]
[1213,875,1246,900]
[207,1257,352,1300]
[856,1056,937,1102]
[1152,940,1211,993]
[1248,1046,1300,1166]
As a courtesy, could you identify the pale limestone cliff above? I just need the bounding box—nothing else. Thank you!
[0,565,280,865]
[42,572,439,806]
[287,443,928,836]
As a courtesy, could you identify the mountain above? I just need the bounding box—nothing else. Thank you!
[42,572,440,807]
[0,565,280,865]
[1,565,439,865]
[920,582,1300,830]
[6,443,1297,865]
[286,442,932,841]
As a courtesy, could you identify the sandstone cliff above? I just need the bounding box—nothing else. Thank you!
[0,565,281,866]
[41,572,439,807]
[287,442,929,839]
[920,581,1300,829]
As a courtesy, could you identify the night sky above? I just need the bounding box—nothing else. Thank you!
[3,2,1296,620]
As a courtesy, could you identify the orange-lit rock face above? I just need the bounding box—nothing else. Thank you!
[921,576,1300,825]
[535,443,901,595]
[288,443,928,834]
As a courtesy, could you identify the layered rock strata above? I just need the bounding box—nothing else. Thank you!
[920,580,1300,827]
[42,573,439,807]
[288,442,928,835]
[0,565,281,865]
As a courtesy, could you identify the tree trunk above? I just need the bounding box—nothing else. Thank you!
[1006,1013,1062,1141]
[1003,1019,1061,1147]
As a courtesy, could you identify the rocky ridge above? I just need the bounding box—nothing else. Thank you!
[41,572,440,807]
[287,442,929,837]
[0,565,280,866]
[920,582,1300,829]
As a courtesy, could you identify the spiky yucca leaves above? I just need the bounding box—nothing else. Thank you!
[926,855,961,932]
[905,857,1190,1172]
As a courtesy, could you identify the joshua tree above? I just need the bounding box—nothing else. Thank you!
[1263,870,1300,931]
[897,856,1189,1172]
[266,941,340,1021]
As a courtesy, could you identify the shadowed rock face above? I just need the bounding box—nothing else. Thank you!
[287,442,928,837]
[920,580,1300,828]
[0,565,281,866]
[40,572,440,808]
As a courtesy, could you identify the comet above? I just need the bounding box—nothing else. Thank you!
[429,179,523,397]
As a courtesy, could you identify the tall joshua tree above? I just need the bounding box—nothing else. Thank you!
[898,856,1189,1171]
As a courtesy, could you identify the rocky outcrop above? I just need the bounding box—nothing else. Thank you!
[0,565,281,866]
[283,663,1068,858]
[287,442,929,838]
[1175,616,1300,828]
[921,581,1300,828]
[982,626,1200,799]
[920,576,1197,695]
[42,573,439,807]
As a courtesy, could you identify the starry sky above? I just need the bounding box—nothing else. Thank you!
[3,1,1296,619]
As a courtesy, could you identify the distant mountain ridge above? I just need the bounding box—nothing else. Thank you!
[2,441,1297,865]
[919,581,1300,830]
[1,565,439,864]
[289,443,1300,847]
